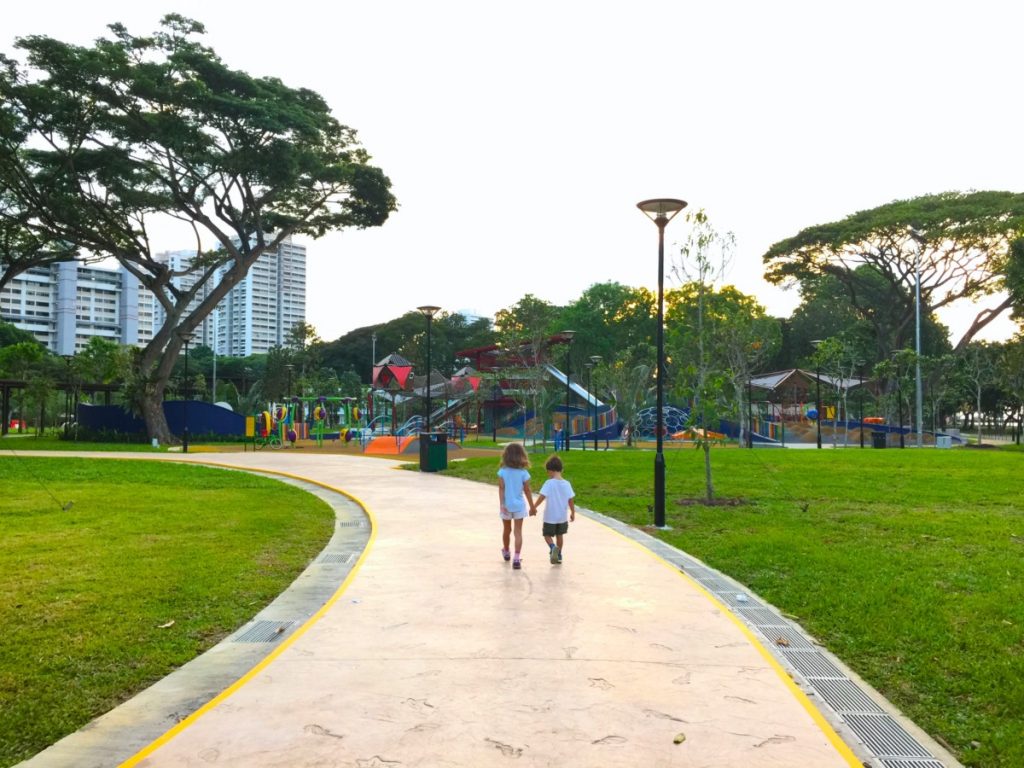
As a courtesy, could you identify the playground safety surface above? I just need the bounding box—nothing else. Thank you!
[16,451,958,768]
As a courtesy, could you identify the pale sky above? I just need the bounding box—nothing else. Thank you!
[6,1,1023,343]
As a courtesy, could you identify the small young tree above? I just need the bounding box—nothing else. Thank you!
[599,344,653,448]
[960,342,997,445]
[494,295,559,446]
[670,210,736,502]
[811,335,868,447]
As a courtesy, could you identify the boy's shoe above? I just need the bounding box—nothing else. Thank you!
[549,546,560,564]
[501,549,511,562]
[512,558,522,570]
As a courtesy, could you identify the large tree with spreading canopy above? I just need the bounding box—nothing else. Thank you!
[762,191,1024,356]
[0,15,396,442]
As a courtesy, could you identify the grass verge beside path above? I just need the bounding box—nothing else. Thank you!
[0,457,334,768]
[441,447,1024,768]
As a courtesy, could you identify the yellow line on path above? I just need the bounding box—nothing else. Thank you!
[118,463,376,768]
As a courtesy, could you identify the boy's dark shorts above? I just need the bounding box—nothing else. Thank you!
[542,522,569,536]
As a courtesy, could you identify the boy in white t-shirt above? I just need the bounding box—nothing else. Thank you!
[534,455,575,565]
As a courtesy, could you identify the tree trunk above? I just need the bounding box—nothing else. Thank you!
[703,440,714,502]
[139,383,175,445]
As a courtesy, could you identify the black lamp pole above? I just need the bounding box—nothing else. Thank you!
[637,198,687,528]
[811,340,823,449]
[417,306,441,432]
[182,336,191,454]
[491,383,500,443]
[62,355,73,439]
[747,377,754,448]
[859,363,866,449]
[583,362,593,451]
[590,354,601,451]
[562,331,575,451]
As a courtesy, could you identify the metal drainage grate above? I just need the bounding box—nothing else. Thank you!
[681,567,714,581]
[753,624,815,650]
[878,759,947,768]
[233,620,296,643]
[780,649,845,680]
[812,678,885,714]
[844,713,933,759]
[318,552,356,565]
[736,607,789,627]
[693,577,730,592]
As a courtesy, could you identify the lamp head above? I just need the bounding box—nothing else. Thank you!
[417,305,441,318]
[637,198,688,226]
[590,355,602,364]
[906,226,926,245]
[561,330,576,342]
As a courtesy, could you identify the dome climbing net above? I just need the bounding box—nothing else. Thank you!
[633,406,690,438]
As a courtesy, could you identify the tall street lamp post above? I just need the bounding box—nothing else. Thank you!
[286,364,294,400]
[637,198,687,528]
[908,228,925,447]
[417,306,441,432]
[590,355,601,451]
[562,331,575,451]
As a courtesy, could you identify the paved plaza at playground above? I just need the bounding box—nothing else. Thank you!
[19,451,957,768]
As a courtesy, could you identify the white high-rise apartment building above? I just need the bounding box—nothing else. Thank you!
[0,261,153,354]
[154,237,307,356]
[1,237,305,357]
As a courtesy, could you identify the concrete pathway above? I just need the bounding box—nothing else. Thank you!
[17,451,884,767]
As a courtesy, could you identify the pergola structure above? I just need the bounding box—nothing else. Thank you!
[748,369,874,422]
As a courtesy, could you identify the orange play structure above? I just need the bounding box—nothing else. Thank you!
[364,435,420,455]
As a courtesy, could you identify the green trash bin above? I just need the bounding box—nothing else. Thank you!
[871,431,887,449]
[419,431,448,472]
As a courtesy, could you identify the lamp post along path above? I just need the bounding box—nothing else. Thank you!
[590,355,601,451]
[417,306,441,433]
[637,198,687,529]
[909,228,925,448]
[562,331,575,451]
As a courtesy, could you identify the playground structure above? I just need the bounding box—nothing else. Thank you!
[454,334,620,446]
[743,369,966,446]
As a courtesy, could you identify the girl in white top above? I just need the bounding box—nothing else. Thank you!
[496,442,536,569]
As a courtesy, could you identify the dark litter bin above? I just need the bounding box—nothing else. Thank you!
[871,431,887,449]
[419,431,448,472]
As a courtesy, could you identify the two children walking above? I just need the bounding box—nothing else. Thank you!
[497,443,575,569]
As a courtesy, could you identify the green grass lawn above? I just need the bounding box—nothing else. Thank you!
[0,434,170,451]
[0,457,334,768]
[440,446,1024,768]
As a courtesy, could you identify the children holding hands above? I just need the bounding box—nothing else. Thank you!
[497,445,576,569]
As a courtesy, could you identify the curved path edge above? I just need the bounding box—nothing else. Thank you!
[17,465,373,768]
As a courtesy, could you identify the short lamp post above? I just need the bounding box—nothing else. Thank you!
[62,355,73,439]
[590,354,602,450]
[811,339,823,449]
[858,362,866,449]
[583,361,594,451]
[286,364,294,400]
[180,335,191,454]
[417,305,441,432]
[562,330,575,451]
[637,198,687,528]
[491,383,501,443]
